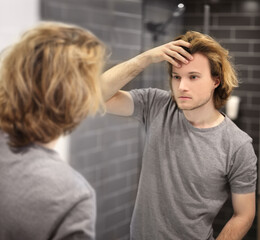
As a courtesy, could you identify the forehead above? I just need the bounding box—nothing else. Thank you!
[172,52,211,74]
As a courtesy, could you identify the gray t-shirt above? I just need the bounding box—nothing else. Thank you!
[129,88,257,240]
[0,132,96,240]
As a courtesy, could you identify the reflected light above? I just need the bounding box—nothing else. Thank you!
[242,0,259,13]
[178,3,185,9]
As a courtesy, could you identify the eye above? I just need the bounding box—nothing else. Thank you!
[172,75,181,80]
[190,75,199,80]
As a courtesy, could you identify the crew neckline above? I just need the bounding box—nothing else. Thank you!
[180,110,227,133]
[33,143,60,158]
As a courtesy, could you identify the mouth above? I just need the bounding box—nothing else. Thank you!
[178,96,192,100]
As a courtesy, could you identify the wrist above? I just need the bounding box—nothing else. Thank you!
[134,51,153,69]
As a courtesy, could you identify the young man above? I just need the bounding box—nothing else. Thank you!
[0,22,105,239]
[102,31,257,240]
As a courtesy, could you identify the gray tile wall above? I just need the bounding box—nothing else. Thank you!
[183,0,259,239]
[41,1,143,239]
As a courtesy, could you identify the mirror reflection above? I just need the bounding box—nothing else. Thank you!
[0,0,259,239]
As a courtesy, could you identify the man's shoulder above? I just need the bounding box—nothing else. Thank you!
[129,88,174,109]
[30,154,93,200]
[224,116,253,148]
[130,88,171,99]
[1,142,93,204]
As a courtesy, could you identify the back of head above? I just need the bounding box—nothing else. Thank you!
[168,31,238,109]
[0,22,105,147]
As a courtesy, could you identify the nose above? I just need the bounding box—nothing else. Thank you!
[179,79,189,92]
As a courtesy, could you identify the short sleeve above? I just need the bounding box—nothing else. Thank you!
[228,141,257,194]
[52,191,96,240]
[129,88,171,129]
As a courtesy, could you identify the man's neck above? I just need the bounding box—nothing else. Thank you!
[36,139,58,150]
[183,104,224,129]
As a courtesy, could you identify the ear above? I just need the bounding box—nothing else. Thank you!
[213,77,220,88]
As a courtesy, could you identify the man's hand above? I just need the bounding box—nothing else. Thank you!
[139,40,193,67]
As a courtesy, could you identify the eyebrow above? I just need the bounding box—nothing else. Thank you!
[172,71,202,75]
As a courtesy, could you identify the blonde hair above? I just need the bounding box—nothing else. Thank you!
[0,22,105,147]
[168,31,238,109]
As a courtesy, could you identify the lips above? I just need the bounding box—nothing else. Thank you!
[178,96,192,99]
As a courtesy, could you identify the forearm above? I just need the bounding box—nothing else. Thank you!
[101,52,151,102]
[216,214,254,240]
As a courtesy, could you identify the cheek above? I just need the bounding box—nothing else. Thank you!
[197,79,215,89]
[171,79,179,89]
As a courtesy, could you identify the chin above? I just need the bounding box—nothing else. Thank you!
[177,103,196,111]
[176,102,191,110]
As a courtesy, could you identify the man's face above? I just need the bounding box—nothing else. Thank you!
[171,53,219,111]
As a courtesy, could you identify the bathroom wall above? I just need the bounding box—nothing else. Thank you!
[182,0,259,239]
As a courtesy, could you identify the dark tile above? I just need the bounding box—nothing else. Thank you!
[100,130,118,148]
[127,170,140,188]
[210,3,234,13]
[71,134,99,153]
[117,188,137,206]
[99,228,115,240]
[104,114,133,128]
[249,77,260,84]
[111,29,141,47]
[115,222,130,239]
[221,42,249,52]
[118,126,139,140]
[114,14,142,31]
[252,96,260,105]
[184,3,204,14]
[252,69,260,78]
[253,43,260,52]
[114,0,142,15]
[250,122,260,136]
[41,4,64,20]
[105,208,126,229]
[236,30,260,39]
[255,17,260,26]
[104,144,128,161]
[234,56,260,66]
[236,69,248,79]
[99,162,119,180]
[182,26,203,34]
[61,0,110,9]
[242,108,260,118]
[74,116,103,133]
[98,195,118,213]
[74,150,103,168]
[252,136,259,147]
[85,26,112,42]
[183,15,204,26]
[238,82,260,92]
[234,94,248,105]
[102,176,128,195]
[128,141,139,155]
[210,29,231,39]
[218,16,251,26]
[118,158,138,172]
[110,46,140,61]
